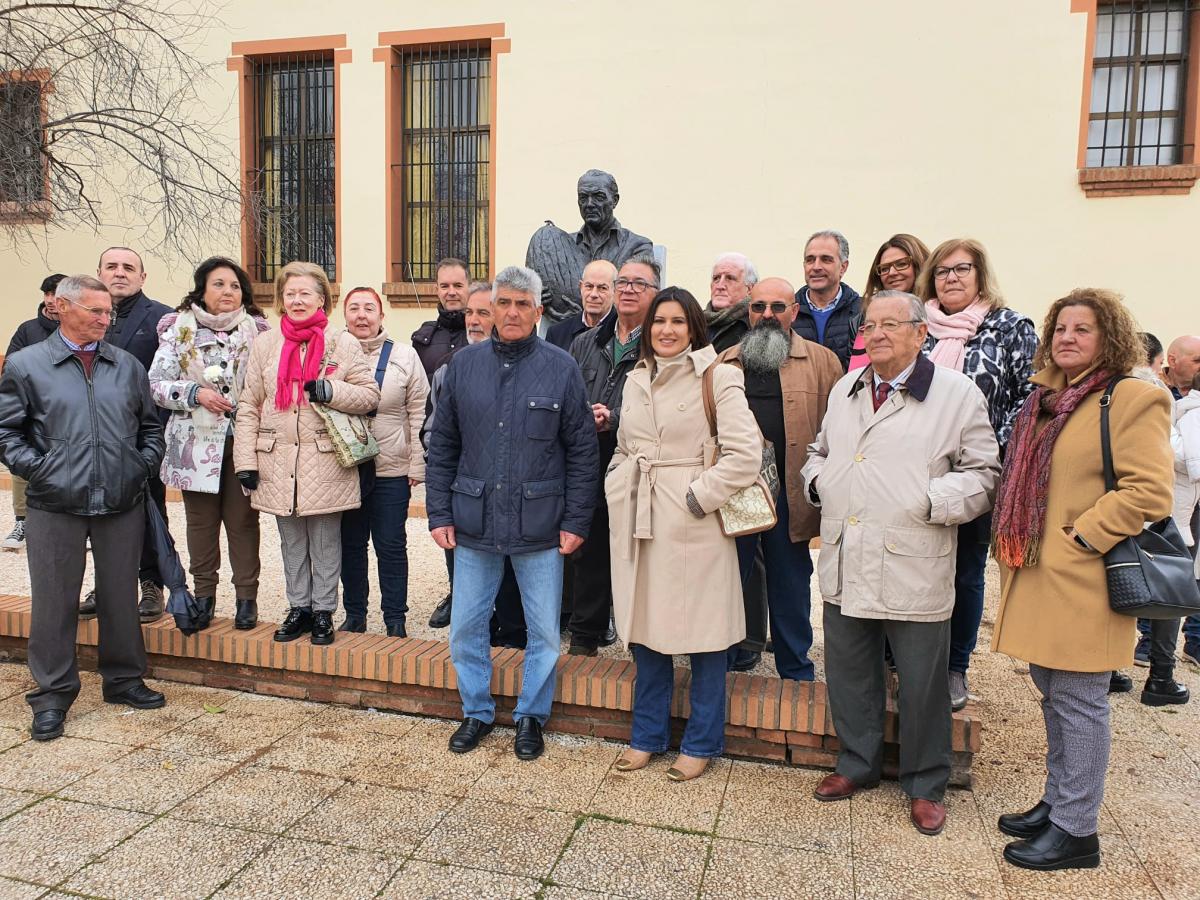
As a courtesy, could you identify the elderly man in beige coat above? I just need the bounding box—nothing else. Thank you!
[801,290,1000,836]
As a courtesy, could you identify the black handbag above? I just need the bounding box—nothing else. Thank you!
[1099,376,1200,620]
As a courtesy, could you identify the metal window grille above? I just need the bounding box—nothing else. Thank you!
[393,42,490,283]
[248,52,336,283]
[0,81,45,203]
[1088,0,1195,166]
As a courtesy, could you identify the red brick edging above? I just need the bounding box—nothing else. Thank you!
[0,595,979,783]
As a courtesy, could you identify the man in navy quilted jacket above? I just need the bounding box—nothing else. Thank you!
[427,265,598,761]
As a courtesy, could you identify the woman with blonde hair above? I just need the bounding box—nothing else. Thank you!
[915,238,1038,710]
[991,288,1172,869]
[235,262,379,646]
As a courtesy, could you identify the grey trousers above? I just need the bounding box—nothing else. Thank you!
[1029,664,1110,837]
[276,513,341,612]
[824,601,952,802]
[25,505,148,712]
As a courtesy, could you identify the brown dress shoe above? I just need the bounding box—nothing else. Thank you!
[813,773,876,802]
[911,798,947,835]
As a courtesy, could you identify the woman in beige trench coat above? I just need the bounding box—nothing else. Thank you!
[234,261,380,647]
[990,289,1172,871]
[605,288,762,781]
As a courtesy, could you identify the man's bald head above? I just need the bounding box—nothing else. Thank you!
[579,259,617,324]
[1166,335,1200,394]
[747,277,798,331]
[750,277,795,304]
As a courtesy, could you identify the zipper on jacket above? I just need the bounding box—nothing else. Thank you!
[68,354,105,515]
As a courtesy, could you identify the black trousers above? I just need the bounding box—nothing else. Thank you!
[139,473,168,586]
[568,499,611,647]
[25,505,148,712]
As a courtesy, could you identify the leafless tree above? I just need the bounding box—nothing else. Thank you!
[0,1,244,260]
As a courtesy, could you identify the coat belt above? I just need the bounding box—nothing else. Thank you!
[630,453,704,543]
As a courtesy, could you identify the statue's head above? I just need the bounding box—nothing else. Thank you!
[577,169,619,229]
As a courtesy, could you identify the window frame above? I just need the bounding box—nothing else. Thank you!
[227,36,350,297]
[374,24,510,308]
[0,69,53,223]
[1074,0,1200,195]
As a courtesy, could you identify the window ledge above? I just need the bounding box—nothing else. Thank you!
[251,282,342,309]
[0,199,52,224]
[1078,165,1198,197]
[382,281,440,309]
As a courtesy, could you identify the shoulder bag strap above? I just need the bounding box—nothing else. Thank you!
[1099,374,1131,493]
[375,338,394,387]
[701,362,719,439]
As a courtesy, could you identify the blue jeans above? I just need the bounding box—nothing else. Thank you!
[450,545,563,725]
[735,494,814,680]
[949,512,991,674]
[339,476,410,627]
[630,644,728,758]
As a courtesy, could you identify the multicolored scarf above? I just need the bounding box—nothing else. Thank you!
[275,308,328,410]
[992,367,1112,567]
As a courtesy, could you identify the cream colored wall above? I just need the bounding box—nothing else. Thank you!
[2,0,1197,352]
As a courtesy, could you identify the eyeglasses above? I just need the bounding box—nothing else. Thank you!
[615,278,654,294]
[749,301,793,315]
[932,262,975,281]
[876,257,913,276]
[64,298,113,320]
[858,319,920,335]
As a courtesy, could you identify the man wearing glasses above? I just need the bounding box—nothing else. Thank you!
[564,254,660,656]
[802,290,999,836]
[80,247,173,624]
[717,277,842,679]
[0,276,167,741]
[791,230,862,371]
[546,259,617,351]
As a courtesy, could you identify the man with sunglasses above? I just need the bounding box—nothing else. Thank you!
[0,276,167,741]
[717,277,842,679]
[792,230,862,371]
[565,254,661,656]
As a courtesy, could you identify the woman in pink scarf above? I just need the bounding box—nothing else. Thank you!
[914,238,1039,711]
[234,262,380,648]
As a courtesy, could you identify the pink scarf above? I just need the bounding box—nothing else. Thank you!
[276,309,328,410]
[925,298,989,371]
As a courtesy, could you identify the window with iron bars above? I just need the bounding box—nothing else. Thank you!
[394,43,490,283]
[0,80,45,205]
[248,52,336,283]
[1087,0,1196,167]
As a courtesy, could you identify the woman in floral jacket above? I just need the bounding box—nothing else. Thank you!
[915,238,1038,711]
[149,257,270,630]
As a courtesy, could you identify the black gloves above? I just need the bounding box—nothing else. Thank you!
[236,470,259,491]
[303,379,333,404]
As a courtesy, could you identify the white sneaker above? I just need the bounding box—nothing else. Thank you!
[2,520,25,551]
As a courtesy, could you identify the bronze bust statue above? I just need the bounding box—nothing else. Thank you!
[525,169,653,324]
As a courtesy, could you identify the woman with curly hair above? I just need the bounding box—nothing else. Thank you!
[149,257,270,629]
[915,238,1039,711]
[990,288,1172,870]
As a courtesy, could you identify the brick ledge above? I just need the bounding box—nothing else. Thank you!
[1079,164,1198,197]
[0,595,978,783]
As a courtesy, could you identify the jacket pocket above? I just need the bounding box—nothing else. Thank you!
[881,525,953,611]
[451,475,487,537]
[817,517,844,598]
[521,478,564,542]
[525,396,562,441]
[101,439,149,511]
[255,431,276,481]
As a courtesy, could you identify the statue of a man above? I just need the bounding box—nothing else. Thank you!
[525,169,653,324]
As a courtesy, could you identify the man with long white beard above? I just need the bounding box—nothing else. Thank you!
[717,277,842,679]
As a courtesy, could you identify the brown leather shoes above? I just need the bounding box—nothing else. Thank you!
[813,773,876,802]
[911,798,947,835]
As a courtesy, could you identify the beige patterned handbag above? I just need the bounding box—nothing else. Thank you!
[701,362,779,537]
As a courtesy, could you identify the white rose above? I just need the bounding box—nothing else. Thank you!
[203,364,223,384]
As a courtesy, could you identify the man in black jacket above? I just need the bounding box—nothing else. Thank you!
[3,273,66,552]
[546,259,616,351]
[791,230,861,370]
[0,276,167,741]
[565,253,658,655]
[412,257,469,378]
[90,247,173,622]
[428,265,597,761]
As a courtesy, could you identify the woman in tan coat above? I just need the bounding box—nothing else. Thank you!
[605,287,762,781]
[991,289,1172,871]
[234,262,380,646]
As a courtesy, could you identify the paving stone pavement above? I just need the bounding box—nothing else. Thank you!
[0,498,1197,898]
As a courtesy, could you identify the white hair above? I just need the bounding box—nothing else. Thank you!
[55,275,110,304]
[492,266,543,307]
[865,289,926,321]
[712,252,758,288]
